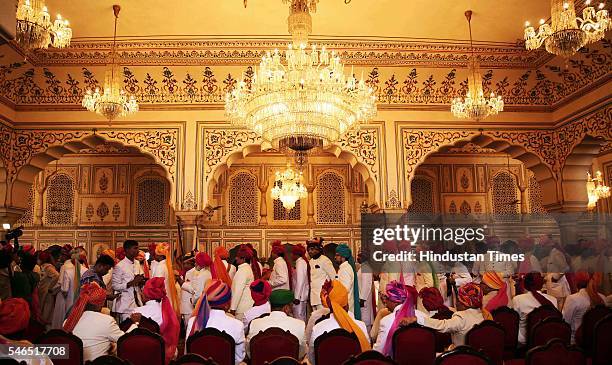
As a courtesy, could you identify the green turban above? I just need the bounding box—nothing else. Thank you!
[269,289,295,307]
[335,243,362,320]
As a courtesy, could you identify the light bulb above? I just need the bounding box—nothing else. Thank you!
[563,2,570,9]
[539,19,545,25]
[525,21,531,27]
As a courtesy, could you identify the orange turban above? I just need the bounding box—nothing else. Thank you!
[482,272,508,314]
[63,283,107,333]
[321,280,371,352]
[101,249,115,260]
[155,242,170,256]
[212,246,232,287]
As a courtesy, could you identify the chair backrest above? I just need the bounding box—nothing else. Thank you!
[249,327,300,365]
[117,328,165,365]
[87,355,130,365]
[392,324,436,365]
[264,357,301,365]
[526,304,561,345]
[431,311,453,352]
[526,339,586,365]
[344,350,397,365]
[119,316,161,334]
[434,346,492,365]
[528,317,571,349]
[187,327,235,365]
[314,328,361,365]
[592,314,612,365]
[578,304,611,352]
[491,306,519,355]
[35,329,84,365]
[170,353,218,365]
[466,320,505,365]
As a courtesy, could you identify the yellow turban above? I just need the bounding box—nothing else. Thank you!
[101,249,115,260]
[322,280,370,352]
[156,242,169,256]
[482,272,504,290]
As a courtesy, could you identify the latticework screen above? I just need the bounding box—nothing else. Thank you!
[17,185,34,225]
[491,171,519,219]
[273,198,302,221]
[228,171,259,226]
[44,174,75,226]
[408,176,434,213]
[135,177,168,225]
[528,175,547,214]
[316,172,346,224]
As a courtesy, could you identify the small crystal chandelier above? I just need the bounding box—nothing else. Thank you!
[16,0,72,51]
[451,10,504,121]
[271,165,308,210]
[587,171,611,209]
[226,0,376,163]
[82,5,138,123]
[524,0,610,58]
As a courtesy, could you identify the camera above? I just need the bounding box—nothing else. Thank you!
[5,225,24,244]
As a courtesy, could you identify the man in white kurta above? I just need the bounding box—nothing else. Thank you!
[73,310,138,361]
[52,258,87,328]
[230,247,255,319]
[562,272,606,343]
[292,245,310,322]
[307,240,337,311]
[337,257,356,314]
[357,254,374,330]
[242,279,271,331]
[512,272,558,345]
[269,254,290,290]
[246,289,306,359]
[112,241,145,322]
[152,243,181,311]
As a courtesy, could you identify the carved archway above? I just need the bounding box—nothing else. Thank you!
[5,132,177,214]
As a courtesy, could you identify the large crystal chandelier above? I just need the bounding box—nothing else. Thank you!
[271,165,308,210]
[524,0,610,58]
[226,0,376,160]
[16,0,72,51]
[451,11,504,121]
[587,171,611,209]
[82,5,138,123]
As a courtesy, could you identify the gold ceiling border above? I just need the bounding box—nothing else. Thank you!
[17,38,552,69]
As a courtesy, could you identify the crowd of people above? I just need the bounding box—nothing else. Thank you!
[0,234,610,364]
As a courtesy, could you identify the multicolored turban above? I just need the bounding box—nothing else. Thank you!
[0,298,31,335]
[155,242,170,256]
[63,282,107,333]
[307,237,324,249]
[142,277,179,363]
[195,252,212,268]
[382,281,416,355]
[321,280,371,353]
[190,280,232,336]
[250,279,272,306]
[458,282,483,309]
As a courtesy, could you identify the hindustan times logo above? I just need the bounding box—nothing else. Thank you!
[372,224,487,246]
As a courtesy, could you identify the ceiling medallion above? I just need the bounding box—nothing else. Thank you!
[524,0,610,58]
[226,0,376,167]
[587,171,611,209]
[81,5,138,123]
[451,10,504,121]
[16,0,72,51]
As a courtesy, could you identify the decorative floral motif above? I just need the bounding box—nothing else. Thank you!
[112,203,121,221]
[203,129,260,176]
[337,128,379,180]
[85,203,94,221]
[96,202,109,221]
[181,190,198,211]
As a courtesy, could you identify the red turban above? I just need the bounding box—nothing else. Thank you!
[215,246,229,259]
[458,282,483,309]
[195,252,212,268]
[237,245,253,260]
[0,298,31,335]
[63,283,107,333]
[250,279,272,306]
[271,240,285,255]
[148,242,157,255]
[21,245,36,256]
[575,271,590,288]
[115,247,126,261]
[419,287,445,311]
[518,237,535,250]
[38,251,52,264]
[143,277,167,300]
[292,244,306,256]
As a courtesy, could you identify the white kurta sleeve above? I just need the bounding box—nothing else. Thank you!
[359,271,373,301]
[423,314,465,334]
[295,260,308,301]
[372,317,390,353]
[338,264,353,294]
[112,265,129,292]
[322,257,337,281]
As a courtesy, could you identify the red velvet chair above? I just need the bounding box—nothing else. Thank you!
[434,346,492,365]
[525,339,586,365]
[170,353,218,365]
[392,323,436,365]
[466,320,505,365]
[187,327,235,365]
[344,350,397,365]
[526,304,561,346]
[87,355,131,365]
[117,328,165,365]
[592,314,612,365]
[431,311,453,352]
[528,317,570,349]
[35,329,84,365]
[575,304,611,353]
[264,357,302,365]
[314,328,361,365]
[249,327,300,365]
[491,306,519,358]
[119,316,161,334]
